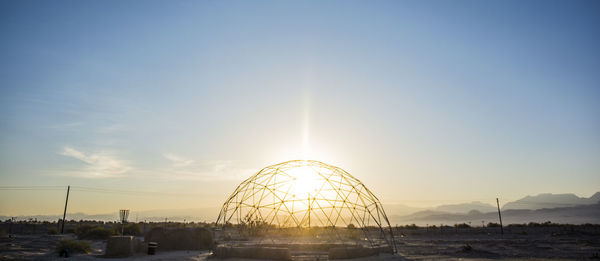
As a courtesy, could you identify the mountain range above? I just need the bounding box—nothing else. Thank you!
[389,203,600,226]
[387,192,600,225]
[501,192,600,210]
[2,192,598,224]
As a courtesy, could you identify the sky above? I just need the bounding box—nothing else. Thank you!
[1,0,599,217]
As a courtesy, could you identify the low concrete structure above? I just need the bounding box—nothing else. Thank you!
[145,227,213,251]
[213,246,292,260]
[105,236,134,257]
[328,246,392,259]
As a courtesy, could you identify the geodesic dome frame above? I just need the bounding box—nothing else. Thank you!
[216,160,397,252]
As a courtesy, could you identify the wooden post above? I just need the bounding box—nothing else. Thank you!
[496,198,504,235]
[61,185,70,234]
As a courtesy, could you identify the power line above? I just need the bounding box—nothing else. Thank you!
[70,186,207,197]
[0,185,209,197]
[0,186,66,191]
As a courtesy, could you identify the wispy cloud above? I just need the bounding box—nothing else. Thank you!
[97,124,128,134]
[158,154,251,181]
[56,147,252,181]
[163,153,194,168]
[59,147,132,178]
[45,121,84,130]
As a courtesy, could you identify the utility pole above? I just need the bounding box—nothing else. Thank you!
[61,185,70,234]
[496,198,503,235]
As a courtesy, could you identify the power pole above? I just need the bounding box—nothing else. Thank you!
[496,198,503,235]
[61,185,70,234]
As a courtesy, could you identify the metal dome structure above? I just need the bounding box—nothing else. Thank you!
[216,160,396,252]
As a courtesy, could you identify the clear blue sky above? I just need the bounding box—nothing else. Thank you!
[1,0,599,215]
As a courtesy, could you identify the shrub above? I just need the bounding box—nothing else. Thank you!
[455,223,471,228]
[121,223,141,235]
[460,244,473,252]
[345,229,361,240]
[56,238,91,254]
[75,224,95,235]
[77,225,113,240]
[47,228,58,235]
[487,222,501,228]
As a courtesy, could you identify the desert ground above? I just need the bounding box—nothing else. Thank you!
[1,224,599,260]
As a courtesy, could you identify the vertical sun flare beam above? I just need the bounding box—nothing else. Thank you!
[302,88,311,159]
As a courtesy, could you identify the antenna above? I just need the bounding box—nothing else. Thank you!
[119,209,130,236]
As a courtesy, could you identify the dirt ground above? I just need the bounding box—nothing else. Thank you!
[394,226,600,260]
[1,227,599,260]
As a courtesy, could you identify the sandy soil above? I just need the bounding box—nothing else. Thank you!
[394,227,600,260]
[1,227,599,260]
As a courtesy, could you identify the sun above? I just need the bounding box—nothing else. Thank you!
[286,165,320,199]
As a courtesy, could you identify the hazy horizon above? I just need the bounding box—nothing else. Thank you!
[1,1,599,217]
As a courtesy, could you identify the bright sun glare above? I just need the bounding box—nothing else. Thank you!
[287,165,321,199]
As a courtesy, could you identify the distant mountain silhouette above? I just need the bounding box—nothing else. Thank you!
[589,192,600,203]
[0,207,219,223]
[390,203,600,226]
[380,203,424,216]
[434,201,496,213]
[502,192,600,210]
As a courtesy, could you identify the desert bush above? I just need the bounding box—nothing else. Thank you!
[47,228,58,235]
[487,222,501,228]
[56,238,91,254]
[460,244,472,252]
[76,225,113,240]
[344,229,361,240]
[113,223,141,235]
[403,224,418,229]
[75,224,94,235]
[454,223,471,228]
